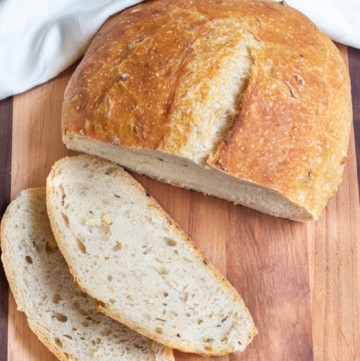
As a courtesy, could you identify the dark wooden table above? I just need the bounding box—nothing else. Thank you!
[0,45,359,361]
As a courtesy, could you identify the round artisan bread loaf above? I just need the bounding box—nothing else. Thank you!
[62,0,352,221]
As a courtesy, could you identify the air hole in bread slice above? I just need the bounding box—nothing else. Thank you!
[45,240,58,253]
[53,312,68,323]
[164,237,176,246]
[76,237,87,254]
[61,213,70,228]
[52,294,62,304]
[113,241,122,251]
[155,327,163,334]
[54,338,63,348]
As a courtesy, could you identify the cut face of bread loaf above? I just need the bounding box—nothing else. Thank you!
[46,155,256,356]
[0,188,174,361]
[62,0,352,221]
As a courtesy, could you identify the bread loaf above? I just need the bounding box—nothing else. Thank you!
[62,0,352,221]
[46,155,256,356]
[0,187,174,361]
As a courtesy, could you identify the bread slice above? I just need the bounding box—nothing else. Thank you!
[46,155,256,356]
[0,187,174,361]
[62,0,352,222]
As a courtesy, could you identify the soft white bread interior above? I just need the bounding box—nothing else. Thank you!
[67,135,312,221]
[0,187,174,361]
[46,155,256,356]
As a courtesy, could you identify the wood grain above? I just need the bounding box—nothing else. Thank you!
[6,67,314,360]
[10,67,75,198]
[0,45,359,361]
[307,45,360,361]
[349,46,360,194]
[0,97,12,217]
[8,67,74,361]
[0,96,12,361]
[228,211,312,361]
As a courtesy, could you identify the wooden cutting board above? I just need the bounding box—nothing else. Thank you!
[0,44,359,361]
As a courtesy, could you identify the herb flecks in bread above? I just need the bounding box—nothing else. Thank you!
[46,155,256,356]
[0,187,174,361]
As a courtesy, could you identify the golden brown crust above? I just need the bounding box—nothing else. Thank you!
[62,0,352,220]
[206,4,352,218]
[63,1,207,149]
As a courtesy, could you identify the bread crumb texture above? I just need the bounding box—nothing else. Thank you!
[0,187,174,361]
[46,155,256,355]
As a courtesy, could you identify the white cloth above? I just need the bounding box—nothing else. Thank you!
[285,0,360,48]
[0,0,142,100]
[0,0,359,100]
